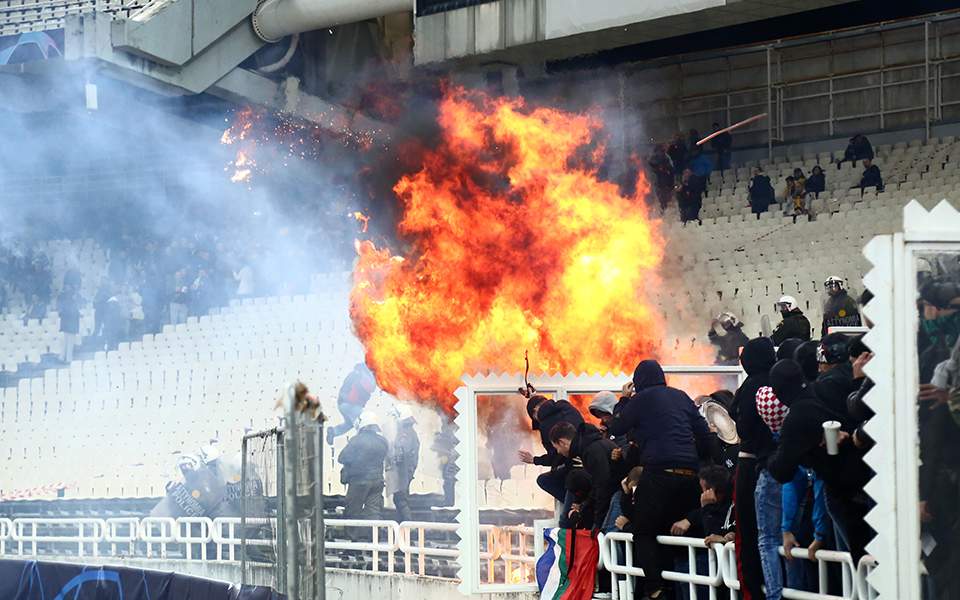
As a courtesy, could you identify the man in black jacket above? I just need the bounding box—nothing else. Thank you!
[709,312,750,365]
[649,144,676,212]
[814,333,860,427]
[731,337,777,600]
[766,360,873,560]
[338,411,389,519]
[550,421,617,529]
[520,395,584,502]
[858,158,884,192]
[748,167,775,217]
[710,122,733,171]
[821,276,861,336]
[609,360,716,599]
[837,134,874,169]
[771,296,812,345]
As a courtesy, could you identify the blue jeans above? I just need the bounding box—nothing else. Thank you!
[755,469,784,600]
[602,490,623,532]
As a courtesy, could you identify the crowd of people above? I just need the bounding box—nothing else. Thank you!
[649,130,886,223]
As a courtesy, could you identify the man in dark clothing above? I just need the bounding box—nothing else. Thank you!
[731,337,776,600]
[813,333,860,428]
[858,158,884,192]
[821,276,861,336]
[550,421,617,529]
[649,145,676,212]
[837,134,874,169]
[609,360,716,599]
[338,411,389,519]
[57,285,81,363]
[771,296,812,345]
[710,122,733,172]
[748,168,775,217]
[709,312,750,365]
[676,169,704,225]
[766,360,873,560]
[327,363,377,445]
[805,165,826,197]
[667,134,688,179]
[389,404,420,523]
[520,395,584,502]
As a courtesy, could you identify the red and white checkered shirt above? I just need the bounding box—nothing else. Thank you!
[755,385,789,435]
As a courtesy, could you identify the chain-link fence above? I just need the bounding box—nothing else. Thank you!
[241,384,326,600]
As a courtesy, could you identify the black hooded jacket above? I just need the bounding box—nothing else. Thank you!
[771,309,812,344]
[570,423,617,525]
[733,337,777,458]
[533,400,584,467]
[609,360,714,471]
[814,362,859,430]
[766,377,871,494]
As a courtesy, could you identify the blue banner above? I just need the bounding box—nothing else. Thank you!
[0,560,283,600]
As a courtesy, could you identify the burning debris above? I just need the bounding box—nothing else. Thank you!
[350,87,669,411]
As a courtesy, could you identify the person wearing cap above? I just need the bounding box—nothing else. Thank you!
[388,404,420,523]
[709,312,750,365]
[338,411,389,520]
[520,395,584,502]
[765,359,872,560]
[821,276,861,337]
[608,360,717,600]
[589,390,634,537]
[771,296,812,345]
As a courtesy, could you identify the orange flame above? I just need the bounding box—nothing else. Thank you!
[350,211,370,233]
[350,87,667,412]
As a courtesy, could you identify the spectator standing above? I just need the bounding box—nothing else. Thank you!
[837,134,874,169]
[56,284,81,363]
[710,122,733,172]
[338,411,389,519]
[609,359,717,600]
[549,421,616,529]
[731,337,777,600]
[858,158,884,192]
[169,270,190,325]
[388,404,420,523]
[649,145,676,213]
[813,333,860,425]
[748,168,776,217]
[767,360,873,560]
[127,285,145,339]
[327,363,377,444]
[589,391,632,533]
[234,260,256,299]
[709,312,750,365]
[520,395,585,502]
[805,166,826,197]
[667,134,688,179]
[821,277,861,336]
[771,296,812,345]
[676,169,704,225]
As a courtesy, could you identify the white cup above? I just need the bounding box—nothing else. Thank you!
[823,420,842,455]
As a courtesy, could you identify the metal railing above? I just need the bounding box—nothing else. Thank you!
[601,533,878,600]
[0,516,880,600]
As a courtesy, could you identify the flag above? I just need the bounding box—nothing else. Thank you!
[536,527,599,600]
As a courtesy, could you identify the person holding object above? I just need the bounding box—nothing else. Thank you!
[609,359,718,600]
[766,360,873,560]
[388,404,420,523]
[709,312,750,365]
[520,395,584,502]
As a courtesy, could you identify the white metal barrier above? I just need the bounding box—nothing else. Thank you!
[0,515,881,600]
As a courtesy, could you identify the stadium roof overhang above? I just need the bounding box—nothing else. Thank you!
[412,0,859,65]
[0,0,392,139]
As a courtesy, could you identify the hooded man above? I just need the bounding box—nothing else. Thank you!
[821,276,861,336]
[731,337,777,600]
[519,395,584,502]
[338,411,389,519]
[609,360,716,600]
[549,421,617,530]
[771,296,812,345]
[766,360,872,560]
[813,333,859,428]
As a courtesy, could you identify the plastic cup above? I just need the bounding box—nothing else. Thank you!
[823,420,842,455]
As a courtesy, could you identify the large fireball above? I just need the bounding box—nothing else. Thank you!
[350,87,667,410]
